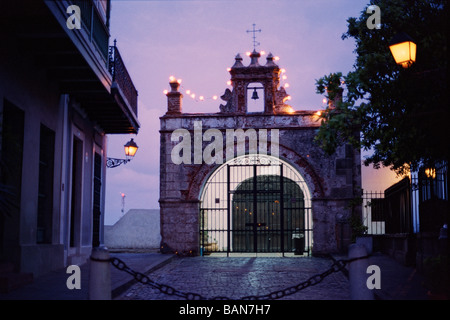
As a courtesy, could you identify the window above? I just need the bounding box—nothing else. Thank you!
[37,124,55,244]
[70,135,83,248]
[92,152,102,247]
[0,100,24,257]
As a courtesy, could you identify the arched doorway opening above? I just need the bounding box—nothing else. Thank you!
[199,154,312,256]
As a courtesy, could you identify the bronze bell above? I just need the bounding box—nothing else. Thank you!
[251,88,259,100]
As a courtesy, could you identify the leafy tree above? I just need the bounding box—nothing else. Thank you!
[315,0,448,175]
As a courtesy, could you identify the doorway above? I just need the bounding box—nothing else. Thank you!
[199,155,312,256]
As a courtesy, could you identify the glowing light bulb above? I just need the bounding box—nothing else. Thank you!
[274,56,280,61]
[246,52,251,56]
[281,68,286,73]
[322,98,327,104]
[199,96,204,101]
[285,83,290,88]
[177,79,182,84]
[315,111,322,117]
[227,80,232,86]
[163,90,168,95]
[260,50,266,55]
[213,95,218,100]
[169,76,176,82]
[186,90,191,95]
[282,96,292,103]
[227,67,231,72]
[191,93,196,99]
[282,75,287,80]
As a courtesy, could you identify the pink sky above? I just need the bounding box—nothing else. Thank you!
[104,0,400,225]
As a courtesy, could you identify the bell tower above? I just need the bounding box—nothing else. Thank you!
[219,50,293,114]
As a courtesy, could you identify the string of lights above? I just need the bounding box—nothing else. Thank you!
[163,52,291,103]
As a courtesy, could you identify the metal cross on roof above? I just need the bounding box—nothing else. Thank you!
[247,23,262,50]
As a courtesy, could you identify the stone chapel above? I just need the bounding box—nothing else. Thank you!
[159,49,361,256]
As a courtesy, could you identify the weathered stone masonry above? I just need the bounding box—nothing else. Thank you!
[159,51,361,255]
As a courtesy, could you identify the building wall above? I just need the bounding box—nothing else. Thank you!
[159,112,361,255]
[0,36,106,276]
[104,209,161,249]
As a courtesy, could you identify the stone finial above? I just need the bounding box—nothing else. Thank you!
[265,52,278,67]
[274,86,293,113]
[249,50,261,67]
[219,88,234,113]
[232,53,244,69]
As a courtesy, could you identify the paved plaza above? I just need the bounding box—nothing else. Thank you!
[0,251,429,301]
[117,255,350,300]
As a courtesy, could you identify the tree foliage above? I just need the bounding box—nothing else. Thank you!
[315,0,448,175]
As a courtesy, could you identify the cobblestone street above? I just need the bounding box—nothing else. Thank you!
[117,255,350,300]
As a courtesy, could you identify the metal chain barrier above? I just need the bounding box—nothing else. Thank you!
[110,255,370,300]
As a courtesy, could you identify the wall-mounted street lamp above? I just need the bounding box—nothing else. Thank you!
[389,32,417,68]
[106,138,139,168]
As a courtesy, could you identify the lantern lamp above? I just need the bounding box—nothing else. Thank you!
[124,138,138,160]
[107,138,139,168]
[389,32,417,68]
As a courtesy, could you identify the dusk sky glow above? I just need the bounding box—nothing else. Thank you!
[104,0,400,225]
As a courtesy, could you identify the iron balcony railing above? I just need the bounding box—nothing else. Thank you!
[108,41,138,116]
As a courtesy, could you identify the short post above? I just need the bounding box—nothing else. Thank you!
[348,243,373,300]
[89,246,111,300]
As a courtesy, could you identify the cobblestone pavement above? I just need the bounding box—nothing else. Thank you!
[116,255,350,300]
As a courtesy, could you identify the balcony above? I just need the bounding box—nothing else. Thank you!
[1,0,139,134]
[109,41,138,118]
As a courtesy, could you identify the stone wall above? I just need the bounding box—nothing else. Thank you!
[105,209,161,250]
[159,112,361,255]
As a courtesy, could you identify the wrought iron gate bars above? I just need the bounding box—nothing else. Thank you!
[110,255,369,300]
[200,161,312,256]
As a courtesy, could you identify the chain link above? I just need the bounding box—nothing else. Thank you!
[110,255,369,300]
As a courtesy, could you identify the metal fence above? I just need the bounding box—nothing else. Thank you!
[362,162,448,235]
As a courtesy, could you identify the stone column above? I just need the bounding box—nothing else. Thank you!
[166,79,183,114]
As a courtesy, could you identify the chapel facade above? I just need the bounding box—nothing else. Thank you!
[159,49,361,256]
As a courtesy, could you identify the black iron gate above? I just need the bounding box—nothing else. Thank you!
[200,157,312,256]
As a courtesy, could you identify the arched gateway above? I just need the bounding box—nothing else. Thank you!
[200,154,313,255]
[159,50,361,256]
